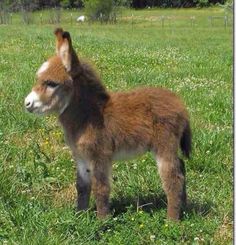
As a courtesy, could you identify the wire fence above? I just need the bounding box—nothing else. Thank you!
[0,7,233,28]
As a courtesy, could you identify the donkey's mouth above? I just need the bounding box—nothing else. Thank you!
[25,103,35,113]
[25,107,34,113]
[26,105,55,116]
[25,106,39,114]
[25,104,44,115]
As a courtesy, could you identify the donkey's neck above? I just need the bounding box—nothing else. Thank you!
[59,61,110,143]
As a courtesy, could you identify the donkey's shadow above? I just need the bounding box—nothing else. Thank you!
[110,193,214,218]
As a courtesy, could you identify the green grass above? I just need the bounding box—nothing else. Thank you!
[0,7,233,244]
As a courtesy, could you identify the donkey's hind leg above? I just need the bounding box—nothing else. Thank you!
[179,157,187,207]
[156,153,187,220]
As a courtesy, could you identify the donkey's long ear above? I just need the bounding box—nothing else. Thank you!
[54,28,80,75]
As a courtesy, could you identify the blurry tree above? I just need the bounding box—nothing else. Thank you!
[83,0,113,22]
[60,0,83,8]
[83,0,130,22]
[131,0,227,8]
[0,0,229,10]
[48,7,61,23]
[0,1,11,24]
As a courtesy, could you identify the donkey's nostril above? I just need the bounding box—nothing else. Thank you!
[25,98,33,109]
[25,91,41,112]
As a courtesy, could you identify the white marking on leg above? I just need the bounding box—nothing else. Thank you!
[37,61,49,76]
[156,156,161,168]
[154,154,165,174]
[151,150,161,168]
[77,160,91,184]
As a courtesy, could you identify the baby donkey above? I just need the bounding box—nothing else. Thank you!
[25,28,191,220]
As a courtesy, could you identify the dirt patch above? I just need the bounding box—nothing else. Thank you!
[53,183,76,207]
[213,216,233,243]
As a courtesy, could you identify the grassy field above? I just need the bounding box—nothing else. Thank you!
[0,7,233,244]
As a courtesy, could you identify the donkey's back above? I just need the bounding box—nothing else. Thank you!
[105,87,191,159]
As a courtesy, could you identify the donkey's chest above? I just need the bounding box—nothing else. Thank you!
[65,132,107,159]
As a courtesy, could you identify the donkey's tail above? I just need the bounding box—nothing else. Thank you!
[180,121,192,159]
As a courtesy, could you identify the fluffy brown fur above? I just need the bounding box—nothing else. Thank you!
[25,28,192,220]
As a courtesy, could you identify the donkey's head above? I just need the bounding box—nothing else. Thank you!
[24,28,79,115]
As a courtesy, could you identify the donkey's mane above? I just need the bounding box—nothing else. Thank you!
[62,59,110,128]
[77,59,110,106]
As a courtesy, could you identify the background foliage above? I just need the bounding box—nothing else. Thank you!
[0,0,229,10]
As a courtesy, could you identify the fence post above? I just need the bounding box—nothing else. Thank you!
[168,16,171,27]
[40,13,42,24]
[131,13,133,30]
[210,16,213,27]
[70,13,73,25]
[161,16,164,28]
[100,12,103,24]
[190,16,195,27]
[10,13,12,24]
[224,15,228,28]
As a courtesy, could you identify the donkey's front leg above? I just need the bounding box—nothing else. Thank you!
[76,160,91,211]
[92,160,112,219]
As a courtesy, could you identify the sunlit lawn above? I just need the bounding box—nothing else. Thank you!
[0,7,233,244]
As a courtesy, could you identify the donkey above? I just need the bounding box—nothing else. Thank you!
[24,28,191,220]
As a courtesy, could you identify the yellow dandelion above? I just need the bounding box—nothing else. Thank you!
[139,224,144,228]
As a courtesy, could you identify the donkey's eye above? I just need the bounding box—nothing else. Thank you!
[45,80,59,88]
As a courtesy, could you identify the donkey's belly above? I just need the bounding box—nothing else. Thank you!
[112,147,147,161]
